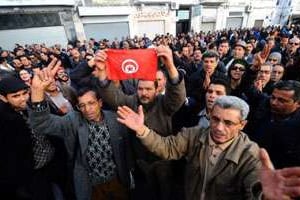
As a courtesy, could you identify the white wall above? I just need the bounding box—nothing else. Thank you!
[0,0,75,6]
[292,0,300,15]
[248,1,275,27]
[77,6,131,40]
[129,6,176,38]
[0,26,68,50]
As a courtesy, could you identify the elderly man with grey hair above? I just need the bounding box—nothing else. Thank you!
[116,96,262,200]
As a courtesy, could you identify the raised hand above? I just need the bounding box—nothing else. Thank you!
[94,50,107,71]
[90,50,107,80]
[280,167,300,198]
[259,148,291,200]
[31,58,61,102]
[254,80,263,92]
[117,105,146,136]
[156,45,178,79]
[156,45,174,69]
[260,44,272,60]
[31,58,61,91]
[203,71,211,90]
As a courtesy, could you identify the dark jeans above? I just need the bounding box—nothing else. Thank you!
[132,160,184,200]
[91,177,128,200]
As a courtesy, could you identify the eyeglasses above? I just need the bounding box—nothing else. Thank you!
[76,100,98,110]
[231,66,245,71]
[289,43,299,45]
[268,58,278,62]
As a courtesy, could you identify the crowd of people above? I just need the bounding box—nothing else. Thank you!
[1,24,300,200]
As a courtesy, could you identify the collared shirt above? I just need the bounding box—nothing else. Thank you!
[206,133,235,178]
[198,108,210,129]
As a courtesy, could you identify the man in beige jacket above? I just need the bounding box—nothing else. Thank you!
[117,95,262,200]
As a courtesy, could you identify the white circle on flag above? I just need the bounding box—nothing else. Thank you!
[121,59,139,74]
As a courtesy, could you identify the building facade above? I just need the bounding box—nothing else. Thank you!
[0,0,76,50]
[0,0,287,49]
[291,0,300,24]
[75,0,200,41]
[199,0,276,33]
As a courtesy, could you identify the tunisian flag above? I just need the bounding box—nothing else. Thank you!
[105,49,157,80]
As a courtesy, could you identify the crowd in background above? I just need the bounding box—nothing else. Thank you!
[1,24,300,200]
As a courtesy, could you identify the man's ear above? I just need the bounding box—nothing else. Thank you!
[240,120,248,130]
[296,101,300,109]
[98,98,103,106]
[0,94,8,103]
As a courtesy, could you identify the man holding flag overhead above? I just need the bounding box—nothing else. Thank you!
[91,45,186,200]
[104,48,158,81]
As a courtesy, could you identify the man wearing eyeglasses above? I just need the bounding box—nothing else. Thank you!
[282,37,300,66]
[283,37,300,81]
[28,59,134,200]
[116,95,262,200]
[267,52,282,65]
[253,63,273,95]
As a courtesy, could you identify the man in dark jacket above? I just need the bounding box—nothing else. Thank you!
[0,76,33,199]
[28,62,134,200]
[245,80,300,169]
[187,50,228,114]
[0,75,74,200]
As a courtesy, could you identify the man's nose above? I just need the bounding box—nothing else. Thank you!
[214,120,225,131]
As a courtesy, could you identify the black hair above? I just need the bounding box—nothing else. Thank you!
[273,80,300,101]
[77,87,101,100]
[202,50,219,60]
[209,78,231,95]
[229,59,249,69]
[219,39,229,45]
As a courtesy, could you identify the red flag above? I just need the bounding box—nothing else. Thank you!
[105,49,157,80]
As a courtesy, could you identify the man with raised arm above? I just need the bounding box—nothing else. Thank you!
[28,60,133,200]
[117,96,262,200]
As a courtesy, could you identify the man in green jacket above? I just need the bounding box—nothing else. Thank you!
[92,45,186,200]
[117,95,262,200]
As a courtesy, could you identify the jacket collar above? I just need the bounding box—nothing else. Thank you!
[77,110,120,156]
[198,128,247,165]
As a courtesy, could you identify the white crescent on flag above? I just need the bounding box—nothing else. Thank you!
[121,59,139,74]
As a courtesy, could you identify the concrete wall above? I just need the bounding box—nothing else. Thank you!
[129,6,176,38]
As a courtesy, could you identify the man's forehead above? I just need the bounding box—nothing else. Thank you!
[273,88,295,98]
[273,65,284,71]
[138,80,155,87]
[220,43,229,47]
[261,64,272,71]
[208,84,226,93]
[7,89,28,96]
[211,105,241,119]
[234,46,244,50]
[203,57,217,61]
[78,91,97,101]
